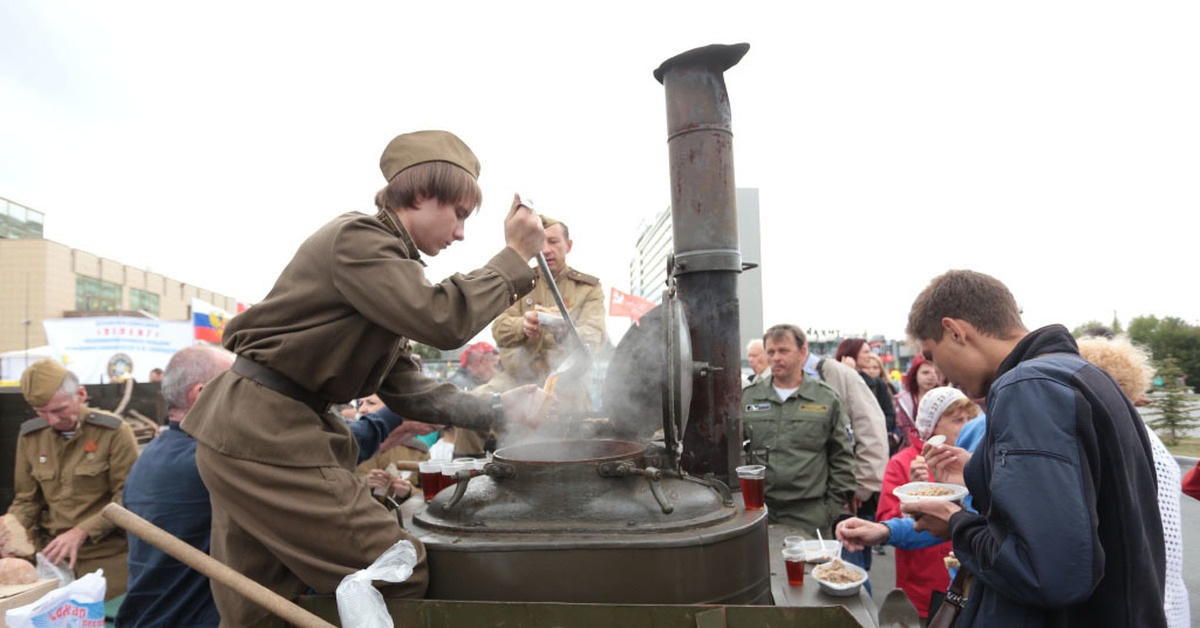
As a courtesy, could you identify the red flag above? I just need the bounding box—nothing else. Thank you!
[609,287,655,323]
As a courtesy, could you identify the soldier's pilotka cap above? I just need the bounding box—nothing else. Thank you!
[20,359,69,408]
[380,130,481,182]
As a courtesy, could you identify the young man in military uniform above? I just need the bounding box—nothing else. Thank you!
[181,130,547,626]
[741,324,856,537]
[5,359,139,600]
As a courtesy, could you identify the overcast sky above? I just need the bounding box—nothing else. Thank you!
[3,1,1197,347]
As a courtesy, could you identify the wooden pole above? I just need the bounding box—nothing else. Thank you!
[102,503,337,628]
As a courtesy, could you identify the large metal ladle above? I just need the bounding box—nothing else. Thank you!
[535,251,592,381]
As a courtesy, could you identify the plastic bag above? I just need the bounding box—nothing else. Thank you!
[35,551,75,585]
[335,540,418,628]
[5,569,106,627]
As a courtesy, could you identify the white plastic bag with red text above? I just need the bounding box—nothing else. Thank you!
[5,569,106,628]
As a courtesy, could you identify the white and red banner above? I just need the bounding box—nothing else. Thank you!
[41,317,194,384]
[609,287,656,324]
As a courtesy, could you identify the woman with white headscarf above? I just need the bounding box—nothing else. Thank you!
[873,386,981,620]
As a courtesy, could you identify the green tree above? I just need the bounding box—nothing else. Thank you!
[1128,315,1200,388]
[1072,320,1110,338]
[1146,359,1199,446]
[1110,315,1123,335]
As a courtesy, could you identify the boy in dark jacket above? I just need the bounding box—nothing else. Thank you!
[902,270,1165,627]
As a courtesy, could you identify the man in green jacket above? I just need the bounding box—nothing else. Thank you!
[742,324,856,537]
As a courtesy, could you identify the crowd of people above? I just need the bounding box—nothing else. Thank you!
[0,130,1194,628]
[745,270,1193,627]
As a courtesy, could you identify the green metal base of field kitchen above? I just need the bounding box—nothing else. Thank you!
[291,598,866,627]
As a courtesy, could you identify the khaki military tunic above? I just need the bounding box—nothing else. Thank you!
[491,264,607,385]
[8,409,138,600]
[741,375,856,537]
[183,209,535,626]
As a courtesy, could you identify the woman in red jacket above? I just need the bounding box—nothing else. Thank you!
[893,355,944,450]
[876,386,979,619]
[1184,462,1200,501]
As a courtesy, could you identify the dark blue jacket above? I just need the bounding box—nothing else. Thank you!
[117,408,402,626]
[948,325,1166,627]
[117,424,218,628]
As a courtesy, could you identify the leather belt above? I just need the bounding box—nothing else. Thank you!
[232,356,331,414]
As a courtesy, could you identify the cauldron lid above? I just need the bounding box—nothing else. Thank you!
[600,289,691,467]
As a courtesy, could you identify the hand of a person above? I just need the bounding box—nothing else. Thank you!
[366,469,390,490]
[840,356,857,369]
[522,310,541,339]
[909,456,930,482]
[390,477,413,500]
[500,384,549,428]
[924,444,970,487]
[42,527,89,569]
[836,517,890,552]
[505,194,545,261]
[378,420,441,453]
[904,499,961,540]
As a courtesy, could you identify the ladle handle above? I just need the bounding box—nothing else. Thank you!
[535,252,588,351]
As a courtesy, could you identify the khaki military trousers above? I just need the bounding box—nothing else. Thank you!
[195,445,428,627]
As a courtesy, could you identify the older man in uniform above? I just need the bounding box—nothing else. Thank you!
[181,130,545,626]
[742,324,856,537]
[490,214,607,387]
[451,215,606,456]
[5,359,138,600]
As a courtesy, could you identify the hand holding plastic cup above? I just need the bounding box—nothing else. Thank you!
[735,465,766,510]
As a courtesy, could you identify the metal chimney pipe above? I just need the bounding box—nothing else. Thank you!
[654,43,749,485]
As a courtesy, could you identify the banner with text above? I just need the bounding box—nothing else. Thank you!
[42,317,194,384]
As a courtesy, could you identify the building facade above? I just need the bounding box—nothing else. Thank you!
[0,237,240,355]
[629,188,764,356]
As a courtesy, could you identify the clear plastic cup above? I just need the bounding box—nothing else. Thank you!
[783,535,805,548]
[418,460,444,502]
[441,462,465,489]
[782,547,806,585]
[735,465,766,510]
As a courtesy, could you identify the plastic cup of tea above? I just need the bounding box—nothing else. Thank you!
[418,460,444,502]
[784,535,806,549]
[441,462,465,489]
[782,547,806,585]
[735,465,766,510]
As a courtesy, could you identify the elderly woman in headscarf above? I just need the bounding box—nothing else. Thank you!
[893,355,945,450]
[872,387,981,620]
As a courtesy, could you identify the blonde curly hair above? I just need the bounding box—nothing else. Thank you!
[1076,335,1156,402]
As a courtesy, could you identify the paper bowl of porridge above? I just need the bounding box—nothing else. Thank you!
[893,481,969,511]
[811,558,868,597]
